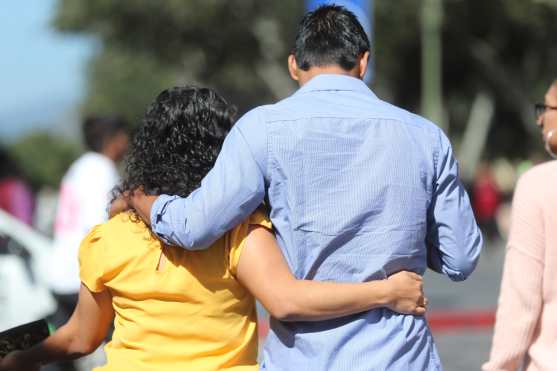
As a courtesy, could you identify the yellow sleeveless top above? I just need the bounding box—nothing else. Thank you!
[78,211,270,371]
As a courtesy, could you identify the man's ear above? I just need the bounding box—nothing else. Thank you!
[358,51,370,79]
[288,54,299,81]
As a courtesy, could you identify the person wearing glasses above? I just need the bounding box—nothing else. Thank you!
[483,80,557,371]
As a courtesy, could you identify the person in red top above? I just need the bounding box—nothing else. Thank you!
[0,147,34,225]
[472,162,501,243]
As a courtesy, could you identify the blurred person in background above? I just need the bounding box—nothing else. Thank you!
[0,146,34,225]
[483,80,557,371]
[127,5,482,371]
[47,115,129,371]
[0,86,427,371]
[472,162,502,244]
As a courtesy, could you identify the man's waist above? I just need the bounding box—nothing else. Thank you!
[269,308,427,332]
[263,312,437,370]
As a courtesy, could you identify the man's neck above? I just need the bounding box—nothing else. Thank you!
[298,66,360,86]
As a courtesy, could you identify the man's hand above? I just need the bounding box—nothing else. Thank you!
[108,188,158,225]
[129,189,158,226]
[384,271,427,315]
[0,351,40,371]
[109,192,131,218]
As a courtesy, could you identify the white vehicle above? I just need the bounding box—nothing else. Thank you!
[0,208,56,331]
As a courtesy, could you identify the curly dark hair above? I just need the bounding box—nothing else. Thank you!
[118,86,235,199]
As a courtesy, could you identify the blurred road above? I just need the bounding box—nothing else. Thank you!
[257,241,506,370]
[425,240,505,370]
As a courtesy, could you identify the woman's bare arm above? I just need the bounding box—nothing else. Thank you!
[236,225,426,322]
[0,284,113,371]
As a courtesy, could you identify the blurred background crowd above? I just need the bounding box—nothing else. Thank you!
[1,0,557,370]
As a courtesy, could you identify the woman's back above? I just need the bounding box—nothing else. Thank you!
[485,161,557,371]
[79,212,263,371]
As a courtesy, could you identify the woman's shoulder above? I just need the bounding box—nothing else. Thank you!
[104,211,146,231]
[95,212,159,252]
[225,207,272,274]
[513,161,557,209]
[228,208,272,240]
[79,212,161,281]
[518,161,557,190]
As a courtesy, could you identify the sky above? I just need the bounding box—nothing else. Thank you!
[0,0,95,141]
[0,1,375,142]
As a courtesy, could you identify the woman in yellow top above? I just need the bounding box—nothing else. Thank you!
[0,87,426,371]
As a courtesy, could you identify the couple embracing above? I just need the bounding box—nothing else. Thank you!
[0,5,481,371]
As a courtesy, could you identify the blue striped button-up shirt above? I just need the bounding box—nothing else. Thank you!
[151,74,482,370]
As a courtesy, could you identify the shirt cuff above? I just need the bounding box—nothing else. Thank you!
[150,194,179,239]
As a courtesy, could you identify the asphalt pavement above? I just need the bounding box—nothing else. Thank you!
[425,241,505,370]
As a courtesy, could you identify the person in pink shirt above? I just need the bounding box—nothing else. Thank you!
[483,80,557,371]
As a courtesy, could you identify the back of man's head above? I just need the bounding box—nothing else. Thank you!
[293,5,370,71]
[82,115,129,153]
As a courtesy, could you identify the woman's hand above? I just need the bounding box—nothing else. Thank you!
[0,351,40,371]
[384,271,427,315]
[109,188,158,224]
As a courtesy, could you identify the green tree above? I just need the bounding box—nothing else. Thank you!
[53,0,303,124]
[53,0,557,162]
[373,0,557,160]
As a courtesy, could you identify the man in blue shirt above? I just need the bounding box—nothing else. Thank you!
[130,5,482,370]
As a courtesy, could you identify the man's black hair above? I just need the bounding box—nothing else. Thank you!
[82,115,129,153]
[117,86,235,199]
[293,5,370,71]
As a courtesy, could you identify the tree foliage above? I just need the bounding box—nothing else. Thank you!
[53,0,557,159]
[53,0,302,124]
[373,0,557,158]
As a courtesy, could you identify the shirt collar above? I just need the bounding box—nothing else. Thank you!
[293,73,377,99]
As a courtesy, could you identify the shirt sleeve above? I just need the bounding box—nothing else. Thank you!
[78,224,107,292]
[150,108,267,250]
[482,173,544,371]
[426,130,483,281]
[227,207,273,276]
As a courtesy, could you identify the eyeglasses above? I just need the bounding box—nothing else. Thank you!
[535,103,557,118]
